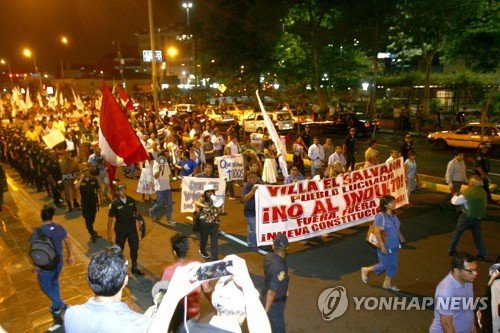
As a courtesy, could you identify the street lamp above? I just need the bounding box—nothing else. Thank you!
[60,36,69,80]
[182,2,193,27]
[23,48,42,88]
[0,58,13,85]
[182,2,196,85]
[112,40,125,87]
[166,46,178,76]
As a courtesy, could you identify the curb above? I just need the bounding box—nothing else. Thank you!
[418,176,500,202]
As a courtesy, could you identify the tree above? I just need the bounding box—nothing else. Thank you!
[336,0,398,115]
[443,0,500,73]
[388,0,480,114]
[196,0,285,92]
[279,0,339,110]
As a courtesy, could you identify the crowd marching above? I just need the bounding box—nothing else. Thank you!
[0,89,498,333]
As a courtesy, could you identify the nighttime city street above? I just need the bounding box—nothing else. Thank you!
[0,0,499,333]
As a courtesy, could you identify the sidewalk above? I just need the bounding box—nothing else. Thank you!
[0,168,141,333]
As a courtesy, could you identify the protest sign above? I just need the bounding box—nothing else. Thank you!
[181,177,226,213]
[42,130,65,149]
[215,154,244,181]
[255,157,408,245]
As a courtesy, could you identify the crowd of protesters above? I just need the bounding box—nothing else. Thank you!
[0,91,498,333]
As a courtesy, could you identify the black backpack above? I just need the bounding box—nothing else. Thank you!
[30,228,60,270]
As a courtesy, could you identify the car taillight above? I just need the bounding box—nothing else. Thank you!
[364,122,370,128]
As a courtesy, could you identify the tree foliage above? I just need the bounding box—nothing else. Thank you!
[196,0,285,89]
[443,0,500,72]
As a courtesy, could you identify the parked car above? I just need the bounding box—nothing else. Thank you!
[242,111,294,133]
[311,112,378,135]
[204,107,236,125]
[428,122,500,151]
[288,109,314,125]
[223,104,255,122]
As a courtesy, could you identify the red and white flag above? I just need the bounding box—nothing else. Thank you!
[116,85,134,110]
[98,83,148,184]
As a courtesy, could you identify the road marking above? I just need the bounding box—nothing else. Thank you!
[219,230,268,255]
[6,177,19,191]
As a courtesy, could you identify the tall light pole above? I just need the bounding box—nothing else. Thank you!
[23,48,42,89]
[0,59,13,85]
[182,2,196,86]
[60,36,68,80]
[112,40,125,87]
[182,2,193,27]
[147,0,160,118]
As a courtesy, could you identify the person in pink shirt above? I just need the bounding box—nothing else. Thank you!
[161,233,212,320]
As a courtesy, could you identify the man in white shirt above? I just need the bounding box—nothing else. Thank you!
[328,145,346,170]
[211,127,226,157]
[439,150,468,210]
[149,153,175,226]
[308,137,325,177]
[385,150,400,163]
[226,136,241,155]
[146,132,160,151]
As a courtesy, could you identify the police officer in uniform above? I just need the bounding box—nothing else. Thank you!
[46,152,65,207]
[475,143,495,204]
[400,133,415,161]
[107,184,144,275]
[343,127,357,171]
[262,234,289,333]
[75,166,102,242]
[59,149,81,211]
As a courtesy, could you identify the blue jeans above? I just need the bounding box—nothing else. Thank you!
[449,215,487,258]
[150,189,173,220]
[37,266,65,312]
[245,215,257,247]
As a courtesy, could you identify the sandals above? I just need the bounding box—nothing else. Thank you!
[383,284,400,292]
[361,267,369,283]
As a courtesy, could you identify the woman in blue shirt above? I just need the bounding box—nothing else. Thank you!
[361,195,405,291]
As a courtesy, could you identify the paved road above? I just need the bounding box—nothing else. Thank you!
[296,127,500,186]
[5,163,498,332]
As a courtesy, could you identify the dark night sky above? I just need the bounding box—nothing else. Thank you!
[0,0,185,74]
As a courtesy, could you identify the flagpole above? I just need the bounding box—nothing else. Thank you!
[147,0,160,119]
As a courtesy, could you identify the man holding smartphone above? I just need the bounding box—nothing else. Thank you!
[262,234,289,333]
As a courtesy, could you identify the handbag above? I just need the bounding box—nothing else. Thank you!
[366,213,386,249]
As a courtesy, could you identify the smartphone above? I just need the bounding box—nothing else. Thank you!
[196,260,233,281]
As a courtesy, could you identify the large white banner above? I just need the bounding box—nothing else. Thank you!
[255,157,408,245]
[181,177,226,213]
[215,154,244,181]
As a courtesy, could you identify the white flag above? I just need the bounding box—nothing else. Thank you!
[25,87,33,109]
[37,92,44,108]
[255,90,288,177]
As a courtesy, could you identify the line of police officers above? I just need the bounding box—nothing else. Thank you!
[0,126,155,278]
